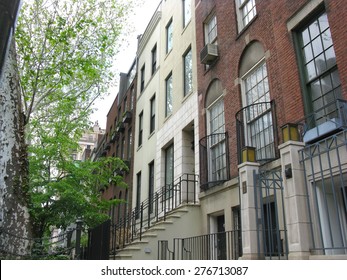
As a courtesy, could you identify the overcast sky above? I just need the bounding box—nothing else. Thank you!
[90,0,161,128]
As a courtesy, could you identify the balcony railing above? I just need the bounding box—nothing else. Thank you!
[235,101,278,164]
[110,173,198,256]
[297,99,347,143]
[158,230,242,260]
[199,132,230,190]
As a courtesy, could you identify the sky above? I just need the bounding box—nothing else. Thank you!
[90,0,162,129]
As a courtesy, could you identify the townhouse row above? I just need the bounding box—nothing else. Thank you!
[91,0,347,260]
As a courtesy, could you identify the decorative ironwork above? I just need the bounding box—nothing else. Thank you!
[199,132,230,190]
[110,174,198,257]
[236,101,279,164]
[296,99,347,143]
[158,230,241,260]
[299,129,347,256]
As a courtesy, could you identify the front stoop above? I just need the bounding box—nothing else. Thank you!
[112,203,201,260]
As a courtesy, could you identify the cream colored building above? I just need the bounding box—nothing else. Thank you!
[123,0,201,259]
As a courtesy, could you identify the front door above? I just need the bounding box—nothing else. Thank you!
[217,215,226,260]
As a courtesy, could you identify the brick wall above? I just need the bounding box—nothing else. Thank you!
[195,0,347,178]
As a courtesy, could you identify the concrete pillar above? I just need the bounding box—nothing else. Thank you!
[238,161,261,260]
[279,140,312,260]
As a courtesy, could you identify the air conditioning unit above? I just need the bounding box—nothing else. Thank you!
[200,43,219,65]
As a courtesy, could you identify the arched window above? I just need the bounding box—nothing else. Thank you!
[200,80,229,189]
[238,42,276,161]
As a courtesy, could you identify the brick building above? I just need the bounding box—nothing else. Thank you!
[100,60,137,231]
[99,0,346,260]
[195,0,346,259]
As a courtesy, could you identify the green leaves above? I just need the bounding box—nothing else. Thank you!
[16,0,134,125]
[15,0,135,238]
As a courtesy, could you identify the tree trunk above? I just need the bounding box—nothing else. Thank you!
[0,39,32,259]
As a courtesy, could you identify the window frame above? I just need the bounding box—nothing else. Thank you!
[138,111,143,147]
[148,161,155,214]
[165,73,173,117]
[151,44,157,75]
[136,172,142,218]
[166,18,173,54]
[164,144,174,195]
[140,64,145,92]
[127,128,132,160]
[206,97,227,183]
[183,0,191,28]
[241,60,275,160]
[150,94,156,134]
[235,0,257,33]
[204,14,217,45]
[294,10,342,126]
[183,46,193,97]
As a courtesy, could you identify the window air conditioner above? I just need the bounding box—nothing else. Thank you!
[200,43,219,65]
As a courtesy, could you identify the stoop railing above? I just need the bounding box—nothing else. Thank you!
[110,173,199,257]
[158,230,241,260]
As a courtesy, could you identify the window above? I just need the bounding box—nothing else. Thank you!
[208,98,227,182]
[166,19,173,53]
[151,44,157,75]
[123,96,127,111]
[140,64,145,92]
[205,14,217,44]
[148,161,155,214]
[243,61,275,160]
[297,12,342,126]
[165,144,174,196]
[127,129,132,159]
[183,47,193,97]
[136,172,141,218]
[165,73,173,117]
[138,111,143,147]
[130,86,135,110]
[183,0,191,27]
[121,137,125,159]
[236,0,257,31]
[150,95,156,134]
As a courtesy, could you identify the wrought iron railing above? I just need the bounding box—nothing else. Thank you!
[299,129,347,256]
[296,99,347,143]
[199,132,230,190]
[110,173,198,257]
[158,230,242,260]
[235,101,278,163]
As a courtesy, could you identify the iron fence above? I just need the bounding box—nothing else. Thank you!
[299,129,347,256]
[158,230,241,260]
[111,173,198,257]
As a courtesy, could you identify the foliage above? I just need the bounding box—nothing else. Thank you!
[29,151,129,238]
[16,0,134,128]
[14,0,134,239]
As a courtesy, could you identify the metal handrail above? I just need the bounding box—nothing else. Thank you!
[111,173,199,254]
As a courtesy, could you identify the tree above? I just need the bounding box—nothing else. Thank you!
[29,154,128,239]
[12,0,135,239]
[16,0,135,129]
[0,0,32,258]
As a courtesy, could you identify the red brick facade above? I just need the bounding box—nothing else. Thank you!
[195,0,347,178]
[102,72,137,223]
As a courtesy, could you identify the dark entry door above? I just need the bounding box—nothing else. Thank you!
[217,215,226,260]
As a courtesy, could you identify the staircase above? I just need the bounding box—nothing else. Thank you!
[112,203,201,260]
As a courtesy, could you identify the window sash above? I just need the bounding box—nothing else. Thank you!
[298,12,342,122]
[166,74,173,116]
[183,0,191,27]
[166,20,173,53]
[206,15,217,44]
[184,48,192,96]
